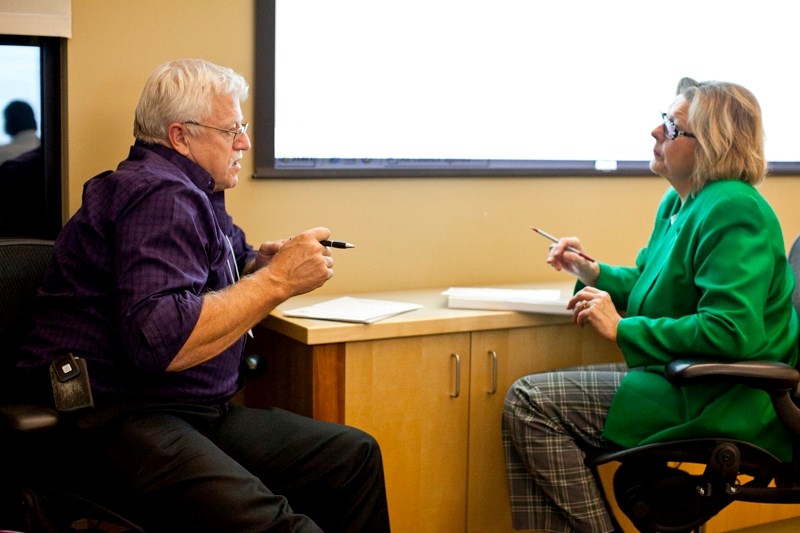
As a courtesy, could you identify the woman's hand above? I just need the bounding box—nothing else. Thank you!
[546,236,600,286]
[567,287,621,342]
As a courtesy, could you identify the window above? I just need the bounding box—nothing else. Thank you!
[255,0,800,178]
[0,34,66,238]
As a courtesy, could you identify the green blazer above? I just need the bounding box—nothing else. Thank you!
[595,180,798,461]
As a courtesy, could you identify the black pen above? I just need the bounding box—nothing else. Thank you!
[531,227,595,262]
[321,239,356,249]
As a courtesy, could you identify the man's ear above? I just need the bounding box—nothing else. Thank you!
[166,123,191,156]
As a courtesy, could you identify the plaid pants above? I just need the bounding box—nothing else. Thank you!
[502,363,628,533]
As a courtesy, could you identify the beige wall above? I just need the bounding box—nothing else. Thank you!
[68,0,800,296]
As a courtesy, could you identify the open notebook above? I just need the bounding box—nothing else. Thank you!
[282,296,423,324]
[442,287,571,315]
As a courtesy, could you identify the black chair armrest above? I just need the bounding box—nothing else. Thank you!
[0,404,60,433]
[666,358,800,392]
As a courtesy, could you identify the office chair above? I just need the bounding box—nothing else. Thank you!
[0,238,144,532]
[589,235,800,533]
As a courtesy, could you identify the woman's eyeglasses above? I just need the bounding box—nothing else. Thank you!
[661,112,695,140]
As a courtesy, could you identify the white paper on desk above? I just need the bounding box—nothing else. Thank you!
[442,287,571,315]
[282,296,423,324]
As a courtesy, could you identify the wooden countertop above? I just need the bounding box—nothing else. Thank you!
[261,282,578,345]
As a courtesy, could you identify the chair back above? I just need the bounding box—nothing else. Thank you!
[790,236,800,321]
[790,237,800,360]
[0,239,53,399]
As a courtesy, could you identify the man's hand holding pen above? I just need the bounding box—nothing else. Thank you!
[254,235,355,271]
[251,229,358,298]
[257,228,336,297]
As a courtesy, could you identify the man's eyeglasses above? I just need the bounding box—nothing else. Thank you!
[661,112,695,140]
[184,121,249,143]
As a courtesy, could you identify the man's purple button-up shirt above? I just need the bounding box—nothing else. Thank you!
[18,142,256,405]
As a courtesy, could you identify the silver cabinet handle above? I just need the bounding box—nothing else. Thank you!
[450,353,461,398]
[488,350,498,394]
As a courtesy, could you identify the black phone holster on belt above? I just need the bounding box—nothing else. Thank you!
[49,353,94,412]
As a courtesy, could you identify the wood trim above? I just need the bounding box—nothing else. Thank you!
[311,343,346,423]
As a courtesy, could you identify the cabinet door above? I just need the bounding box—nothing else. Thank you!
[345,333,471,533]
[466,325,623,533]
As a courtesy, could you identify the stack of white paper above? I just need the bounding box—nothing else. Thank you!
[282,296,423,324]
[442,287,571,315]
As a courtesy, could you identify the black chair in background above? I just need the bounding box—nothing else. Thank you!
[0,146,50,239]
[0,239,143,532]
[590,235,800,533]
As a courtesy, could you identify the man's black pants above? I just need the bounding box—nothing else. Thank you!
[79,403,391,532]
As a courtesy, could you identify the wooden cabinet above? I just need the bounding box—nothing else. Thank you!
[345,334,471,533]
[244,284,623,532]
[467,326,623,533]
[243,285,800,533]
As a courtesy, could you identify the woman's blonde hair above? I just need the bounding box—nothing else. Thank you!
[133,59,249,144]
[677,77,767,192]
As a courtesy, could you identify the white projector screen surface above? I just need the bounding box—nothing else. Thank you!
[255,0,800,177]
